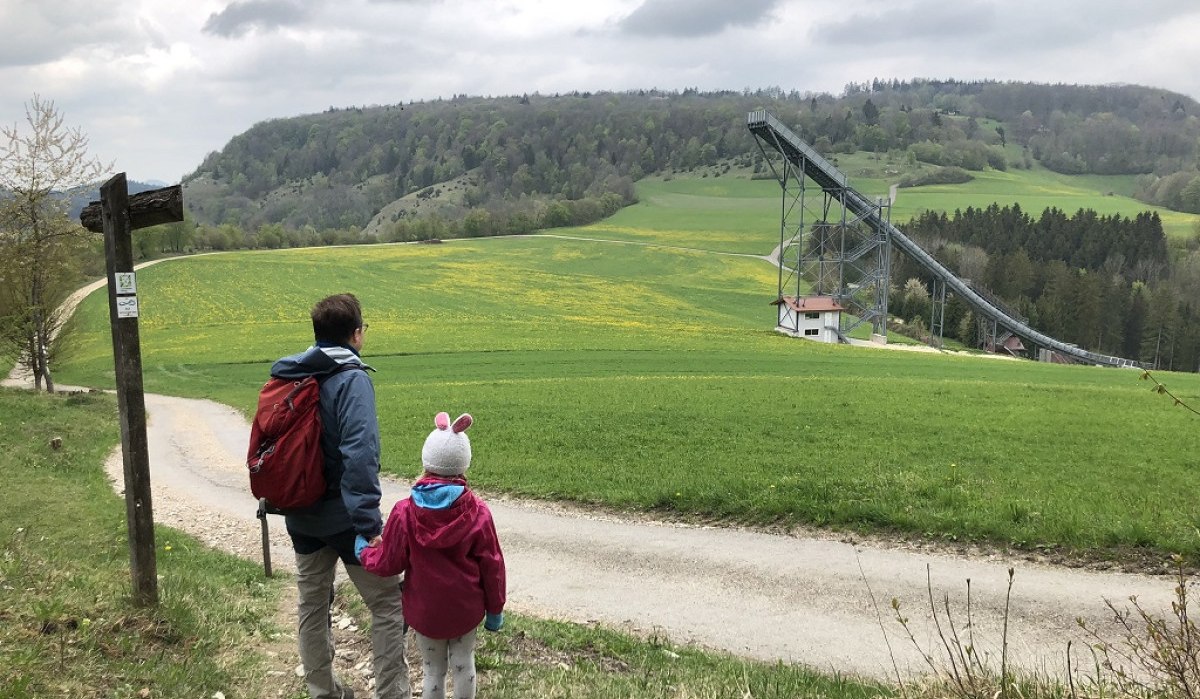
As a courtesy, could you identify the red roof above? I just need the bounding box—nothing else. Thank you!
[771,295,845,312]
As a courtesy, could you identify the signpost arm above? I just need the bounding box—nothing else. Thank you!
[81,185,182,233]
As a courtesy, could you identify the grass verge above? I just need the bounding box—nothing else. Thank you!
[0,387,286,698]
[472,615,890,699]
[342,578,892,699]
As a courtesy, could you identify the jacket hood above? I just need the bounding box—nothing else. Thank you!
[404,478,481,549]
[271,345,373,380]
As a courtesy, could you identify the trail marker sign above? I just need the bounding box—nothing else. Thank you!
[115,273,136,295]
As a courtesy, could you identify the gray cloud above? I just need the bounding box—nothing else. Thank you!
[0,1,130,68]
[5,0,1200,182]
[811,0,1200,51]
[0,34,71,68]
[812,1,998,47]
[619,0,783,38]
[203,0,311,38]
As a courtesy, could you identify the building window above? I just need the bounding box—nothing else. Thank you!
[804,328,819,337]
[805,312,820,320]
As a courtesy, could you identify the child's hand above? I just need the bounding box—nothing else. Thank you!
[484,611,504,632]
[354,534,371,561]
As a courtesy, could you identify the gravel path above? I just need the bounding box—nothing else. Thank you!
[3,257,1180,685]
[71,389,1172,682]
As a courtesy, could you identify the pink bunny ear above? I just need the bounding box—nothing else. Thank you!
[451,413,473,434]
[434,412,450,430]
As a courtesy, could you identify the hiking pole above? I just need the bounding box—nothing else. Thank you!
[257,498,273,578]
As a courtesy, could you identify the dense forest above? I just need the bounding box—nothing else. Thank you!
[182,80,1200,238]
[164,80,1200,369]
[894,205,1200,370]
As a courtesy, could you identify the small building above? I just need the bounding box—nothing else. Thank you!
[986,331,1026,357]
[772,295,844,343]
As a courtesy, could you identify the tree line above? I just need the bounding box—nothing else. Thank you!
[892,204,1200,370]
[127,190,631,254]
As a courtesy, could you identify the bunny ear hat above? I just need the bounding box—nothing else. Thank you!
[421,411,473,476]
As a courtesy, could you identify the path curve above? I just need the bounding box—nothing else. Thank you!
[3,254,1178,683]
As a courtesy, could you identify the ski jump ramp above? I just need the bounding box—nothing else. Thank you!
[748,110,1141,368]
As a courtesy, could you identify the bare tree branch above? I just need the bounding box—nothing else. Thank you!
[0,95,110,391]
[1140,370,1200,417]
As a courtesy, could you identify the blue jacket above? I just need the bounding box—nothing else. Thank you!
[271,344,384,539]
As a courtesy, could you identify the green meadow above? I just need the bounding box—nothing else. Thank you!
[55,213,1200,561]
[591,155,1199,251]
[581,176,780,253]
[833,151,1198,240]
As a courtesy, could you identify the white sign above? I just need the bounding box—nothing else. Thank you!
[116,296,139,319]
[114,272,136,295]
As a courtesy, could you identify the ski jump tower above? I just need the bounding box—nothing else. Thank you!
[748,111,892,340]
[747,110,1143,368]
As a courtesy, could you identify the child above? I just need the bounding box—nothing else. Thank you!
[357,411,506,699]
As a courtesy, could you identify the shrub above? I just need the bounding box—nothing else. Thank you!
[1078,556,1200,699]
[898,167,974,188]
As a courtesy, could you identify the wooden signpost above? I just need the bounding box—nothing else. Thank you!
[81,174,184,607]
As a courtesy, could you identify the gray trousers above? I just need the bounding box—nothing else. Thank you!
[296,547,410,699]
[414,629,478,699]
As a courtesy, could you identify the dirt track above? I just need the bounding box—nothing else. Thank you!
[3,255,1181,683]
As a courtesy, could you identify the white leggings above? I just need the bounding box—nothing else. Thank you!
[415,628,478,699]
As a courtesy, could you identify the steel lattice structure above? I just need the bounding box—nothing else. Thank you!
[747,110,1144,368]
[751,119,891,339]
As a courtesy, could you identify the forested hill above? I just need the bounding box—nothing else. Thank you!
[182,80,1200,236]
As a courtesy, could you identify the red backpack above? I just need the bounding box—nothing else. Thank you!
[247,366,360,511]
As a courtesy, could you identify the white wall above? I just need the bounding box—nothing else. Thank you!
[777,308,840,343]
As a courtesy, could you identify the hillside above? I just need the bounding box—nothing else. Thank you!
[181,81,1200,237]
[164,81,1200,368]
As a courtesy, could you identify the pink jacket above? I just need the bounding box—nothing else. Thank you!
[360,476,506,639]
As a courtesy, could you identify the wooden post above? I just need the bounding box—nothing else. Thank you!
[89,174,185,607]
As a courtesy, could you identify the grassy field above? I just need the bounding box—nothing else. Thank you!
[825,150,1199,239]
[52,231,1200,562]
[582,176,779,253]
[614,155,1200,247]
[0,387,891,698]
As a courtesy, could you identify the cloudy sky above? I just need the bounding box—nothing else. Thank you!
[2,0,1199,184]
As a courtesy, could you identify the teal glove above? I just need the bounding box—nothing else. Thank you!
[354,534,370,561]
[484,611,504,632]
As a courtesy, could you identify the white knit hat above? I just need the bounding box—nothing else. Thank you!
[421,411,473,476]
